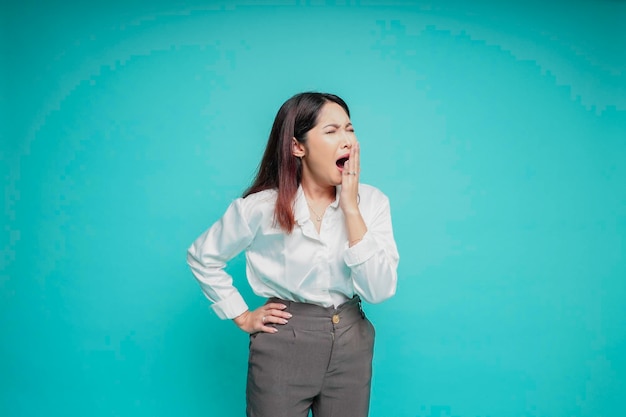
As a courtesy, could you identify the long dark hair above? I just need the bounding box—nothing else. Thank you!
[243,92,350,233]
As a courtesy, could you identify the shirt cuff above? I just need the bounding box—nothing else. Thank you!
[210,290,249,319]
[343,232,378,266]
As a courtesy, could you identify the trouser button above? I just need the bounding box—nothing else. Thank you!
[332,314,340,324]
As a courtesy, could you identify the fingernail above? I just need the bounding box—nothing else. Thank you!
[281,319,288,324]
[272,328,278,333]
[280,304,287,309]
[286,313,293,318]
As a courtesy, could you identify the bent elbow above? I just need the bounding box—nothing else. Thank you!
[361,270,397,304]
[366,284,397,304]
[186,247,200,268]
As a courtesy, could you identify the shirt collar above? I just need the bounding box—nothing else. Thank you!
[294,185,341,226]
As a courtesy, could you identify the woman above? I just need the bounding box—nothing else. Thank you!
[187,92,399,417]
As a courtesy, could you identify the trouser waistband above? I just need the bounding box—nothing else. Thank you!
[266,296,365,331]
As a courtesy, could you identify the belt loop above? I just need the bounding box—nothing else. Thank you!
[357,296,365,319]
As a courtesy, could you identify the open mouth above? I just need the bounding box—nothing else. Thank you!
[336,155,349,170]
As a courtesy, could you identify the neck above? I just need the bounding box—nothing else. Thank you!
[300,177,335,203]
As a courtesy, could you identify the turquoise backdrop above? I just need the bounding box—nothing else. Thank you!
[2,1,625,416]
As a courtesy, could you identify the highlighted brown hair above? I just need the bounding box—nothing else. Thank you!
[243,92,350,233]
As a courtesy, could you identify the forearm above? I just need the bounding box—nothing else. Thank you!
[186,198,256,319]
[350,250,398,303]
[187,250,250,318]
[344,232,399,303]
[343,193,399,303]
[343,207,367,247]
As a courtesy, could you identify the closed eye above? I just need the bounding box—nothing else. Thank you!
[325,129,353,135]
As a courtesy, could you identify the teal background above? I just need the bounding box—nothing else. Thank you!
[2,1,625,416]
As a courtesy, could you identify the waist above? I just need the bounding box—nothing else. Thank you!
[266,295,365,331]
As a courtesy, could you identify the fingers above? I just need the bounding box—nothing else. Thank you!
[340,142,361,214]
[342,141,360,178]
[264,303,292,319]
[265,302,288,312]
[351,141,360,173]
[258,303,292,333]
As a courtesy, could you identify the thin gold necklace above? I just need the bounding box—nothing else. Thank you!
[306,200,327,222]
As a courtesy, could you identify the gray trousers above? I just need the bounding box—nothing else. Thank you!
[246,296,375,417]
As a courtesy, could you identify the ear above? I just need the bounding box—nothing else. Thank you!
[292,137,306,158]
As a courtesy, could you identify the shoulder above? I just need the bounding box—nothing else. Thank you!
[236,188,277,225]
[242,188,277,207]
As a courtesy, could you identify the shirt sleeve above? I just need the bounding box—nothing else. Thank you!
[186,198,254,319]
[343,194,399,304]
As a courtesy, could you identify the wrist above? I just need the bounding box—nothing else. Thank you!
[341,205,360,216]
[233,310,250,327]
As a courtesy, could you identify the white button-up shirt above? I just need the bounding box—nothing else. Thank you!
[187,183,399,319]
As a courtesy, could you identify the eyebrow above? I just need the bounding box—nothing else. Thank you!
[323,122,353,129]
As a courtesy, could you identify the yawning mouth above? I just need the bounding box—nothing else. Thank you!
[336,155,349,170]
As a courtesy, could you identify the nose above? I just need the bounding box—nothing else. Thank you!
[341,129,356,148]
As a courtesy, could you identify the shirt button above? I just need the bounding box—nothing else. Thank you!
[332,314,340,324]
